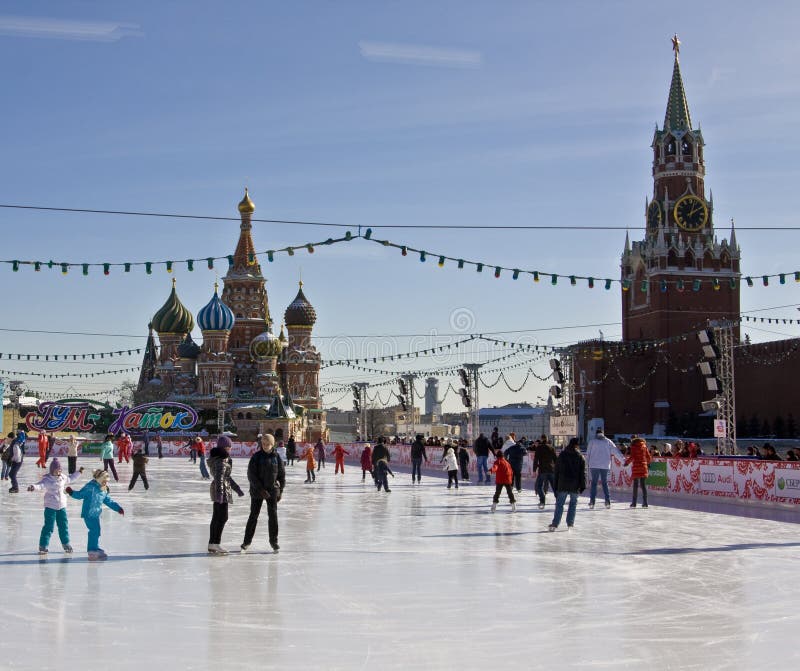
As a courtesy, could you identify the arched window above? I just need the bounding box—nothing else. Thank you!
[665,136,676,158]
[668,249,679,267]
[237,412,244,420]
[685,250,696,269]
[681,137,693,158]
[703,251,714,269]
[720,253,731,269]
[246,412,252,420]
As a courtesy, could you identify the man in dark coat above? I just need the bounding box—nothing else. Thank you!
[241,434,286,553]
[473,432,492,484]
[371,437,390,464]
[548,438,586,531]
[533,437,557,509]
[504,439,527,493]
[410,434,427,483]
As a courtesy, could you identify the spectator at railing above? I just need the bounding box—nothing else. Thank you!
[786,449,798,462]
[761,444,782,461]
[661,443,672,457]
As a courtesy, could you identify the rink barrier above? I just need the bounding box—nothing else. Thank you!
[45,440,800,506]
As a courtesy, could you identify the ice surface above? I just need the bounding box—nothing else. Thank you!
[2,457,799,670]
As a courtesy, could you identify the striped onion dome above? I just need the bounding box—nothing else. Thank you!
[151,281,195,334]
[284,282,316,328]
[197,285,235,332]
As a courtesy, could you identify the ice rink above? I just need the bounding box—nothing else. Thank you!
[2,456,799,670]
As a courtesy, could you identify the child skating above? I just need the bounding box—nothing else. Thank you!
[129,448,149,491]
[27,458,83,556]
[360,443,373,482]
[442,447,459,489]
[300,444,317,483]
[490,450,516,512]
[67,469,124,561]
[374,457,394,492]
[332,443,350,474]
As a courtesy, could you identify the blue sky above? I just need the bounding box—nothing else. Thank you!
[2,1,799,412]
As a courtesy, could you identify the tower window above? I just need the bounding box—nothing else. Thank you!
[681,138,692,158]
[665,136,676,157]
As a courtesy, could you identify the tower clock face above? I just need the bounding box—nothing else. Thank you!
[647,200,662,228]
[673,195,708,232]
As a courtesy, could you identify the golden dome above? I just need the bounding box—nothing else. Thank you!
[238,188,255,214]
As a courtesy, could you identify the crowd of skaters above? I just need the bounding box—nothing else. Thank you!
[4,424,800,560]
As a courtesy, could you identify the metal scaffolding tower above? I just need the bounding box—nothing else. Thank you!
[711,321,737,455]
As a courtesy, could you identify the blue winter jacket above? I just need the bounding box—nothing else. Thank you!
[68,480,122,519]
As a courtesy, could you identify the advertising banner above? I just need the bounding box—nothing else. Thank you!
[773,469,800,500]
[550,415,577,436]
[699,463,735,493]
[646,460,668,487]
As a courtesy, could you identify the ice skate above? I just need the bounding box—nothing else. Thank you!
[605,502,611,509]
[538,503,545,509]
[270,541,280,553]
[240,544,249,553]
[642,504,649,508]
[88,550,107,561]
[548,524,557,532]
[491,502,497,513]
[208,544,229,555]
[511,502,516,512]
[567,525,574,531]
[63,545,73,554]
[38,546,48,556]
[630,503,637,508]
[588,503,595,509]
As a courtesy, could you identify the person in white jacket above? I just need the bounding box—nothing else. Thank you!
[586,429,624,509]
[27,457,83,555]
[442,447,459,489]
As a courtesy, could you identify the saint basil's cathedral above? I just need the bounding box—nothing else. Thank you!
[136,190,327,441]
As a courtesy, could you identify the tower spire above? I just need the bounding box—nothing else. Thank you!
[664,34,692,131]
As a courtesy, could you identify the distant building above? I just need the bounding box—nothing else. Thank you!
[478,403,551,441]
[424,377,442,417]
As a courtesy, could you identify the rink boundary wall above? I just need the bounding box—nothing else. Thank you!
[46,440,800,507]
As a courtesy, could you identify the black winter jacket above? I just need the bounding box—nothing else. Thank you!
[553,449,586,493]
[533,443,557,474]
[504,443,527,469]
[247,449,286,499]
[410,440,428,461]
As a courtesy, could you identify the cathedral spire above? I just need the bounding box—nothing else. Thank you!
[231,188,262,275]
[664,34,692,131]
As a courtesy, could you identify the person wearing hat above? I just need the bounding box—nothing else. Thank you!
[66,468,124,561]
[586,428,624,509]
[241,433,286,553]
[207,435,244,554]
[27,457,84,555]
[625,437,652,508]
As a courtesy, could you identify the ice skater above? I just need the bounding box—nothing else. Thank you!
[66,469,124,561]
[586,428,624,509]
[99,434,119,482]
[626,437,652,508]
[360,443,373,482]
[28,458,83,555]
[504,436,526,493]
[7,432,25,493]
[194,436,210,479]
[548,438,586,531]
[410,435,427,484]
[374,457,394,492]
[66,434,87,475]
[1,432,13,481]
[458,444,470,482]
[332,443,350,474]
[116,432,132,464]
[35,431,49,469]
[314,438,326,471]
[129,448,149,491]
[241,434,285,554]
[490,449,515,512]
[286,435,296,465]
[300,443,317,483]
[442,447,459,489]
[207,435,244,554]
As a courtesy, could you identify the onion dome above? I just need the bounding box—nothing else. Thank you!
[284,281,317,328]
[238,187,255,214]
[178,333,201,359]
[279,323,288,345]
[197,284,235,332]
[152,280,195,334]
[251,330,282,358]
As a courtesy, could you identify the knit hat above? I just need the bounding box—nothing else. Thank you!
[216,435,232,450]
[49,458,62,475]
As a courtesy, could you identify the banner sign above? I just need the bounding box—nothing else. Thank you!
[713,420,727,438]
[550,415,577,436]
[699,463,735,493]
[646,460,668,487]
[773,469,800,500]
[26,400,198,434]
[108,402,198,434]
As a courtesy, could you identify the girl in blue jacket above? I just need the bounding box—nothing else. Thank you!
[66,469,124,561]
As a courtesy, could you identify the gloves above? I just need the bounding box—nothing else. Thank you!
[78,467,84,473]
[119,508,125,516]
[65,486,73,495]
[27,485,34,492]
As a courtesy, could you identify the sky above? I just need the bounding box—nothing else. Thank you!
[1,0,800,413]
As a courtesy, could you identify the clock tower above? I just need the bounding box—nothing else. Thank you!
[621,35,740,343]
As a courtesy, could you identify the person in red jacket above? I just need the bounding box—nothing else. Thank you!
[625,437,652,508]
[35,432,49,469]
[489,450,516,512]
[360,444,373,482]
[332,443,350,474]
[116,433,132,464]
